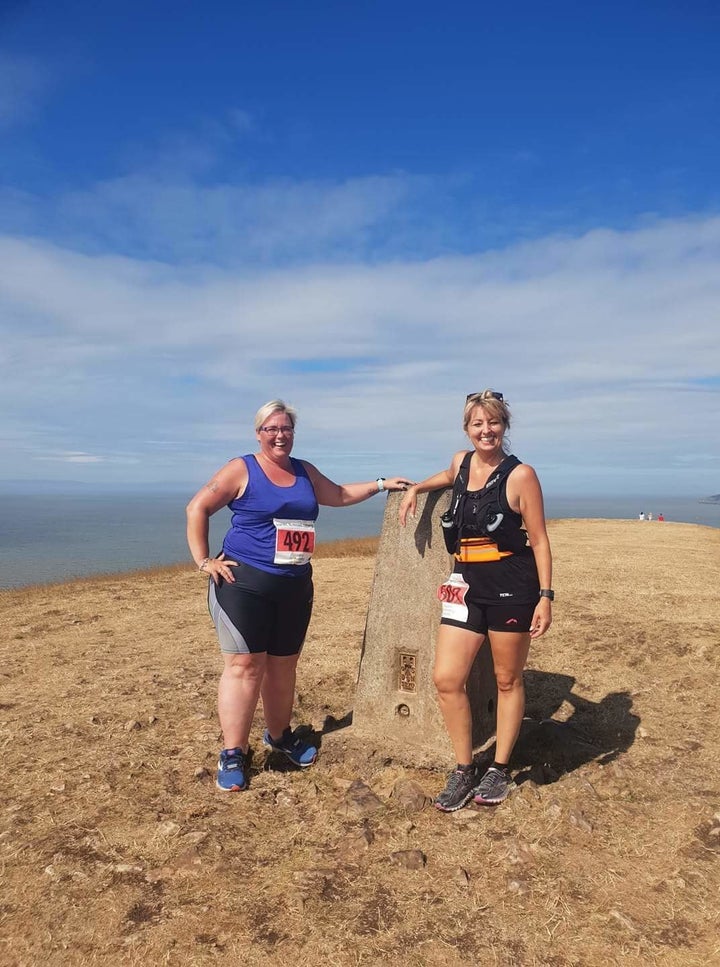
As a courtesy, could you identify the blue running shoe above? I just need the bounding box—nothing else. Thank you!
[216,747,247,791]
[262,727,317,768]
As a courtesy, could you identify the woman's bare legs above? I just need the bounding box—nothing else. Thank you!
[217,650,305,747]
[260,653,302,739]
[433,626,531,767]
[487,630,531,764]
[218,652,267,751]
[433,625,485,764]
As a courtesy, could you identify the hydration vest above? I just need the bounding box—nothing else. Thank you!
[440,452,522,554]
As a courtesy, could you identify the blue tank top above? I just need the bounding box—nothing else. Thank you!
[222,454,319,577]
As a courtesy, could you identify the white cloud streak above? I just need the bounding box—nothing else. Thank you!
[37,451,104,464]
[0,172,425,263]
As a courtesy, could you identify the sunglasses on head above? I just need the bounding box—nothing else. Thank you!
[466,391,504,402]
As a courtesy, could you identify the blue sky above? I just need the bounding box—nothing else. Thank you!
[1,0,719,496]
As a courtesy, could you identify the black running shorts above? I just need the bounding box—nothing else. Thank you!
[438,567,537,636]
[440,600,536,636]
[208,560,314,656]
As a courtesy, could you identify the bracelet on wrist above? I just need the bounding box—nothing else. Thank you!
[376,477,386,492]
[538,588,554,601]
[198,557,211,572]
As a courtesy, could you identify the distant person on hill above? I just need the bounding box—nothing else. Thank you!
[658,513,665,521]
[398,390,553,811]
[186,399,413,792]
[639,512,645,521]
[648,512,653,522]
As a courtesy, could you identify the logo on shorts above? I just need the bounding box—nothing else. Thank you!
[505,617,518,625]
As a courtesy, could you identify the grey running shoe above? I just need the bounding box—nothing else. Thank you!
[473,766,516,805]
[434,767,478,812]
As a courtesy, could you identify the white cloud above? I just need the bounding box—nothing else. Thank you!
[1,213,719,493]
[1,171,423,263]
[37,451,104,464]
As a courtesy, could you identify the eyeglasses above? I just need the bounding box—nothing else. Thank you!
[466,391,504,402]
[259,425,295,435]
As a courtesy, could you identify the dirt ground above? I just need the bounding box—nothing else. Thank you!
[1,520,719,967]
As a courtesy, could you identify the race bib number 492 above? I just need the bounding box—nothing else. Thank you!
[437,572,470,623]
[273,518,316,565]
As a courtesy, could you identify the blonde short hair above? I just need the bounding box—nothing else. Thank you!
[254,399,298,433]
[463,390,511,431]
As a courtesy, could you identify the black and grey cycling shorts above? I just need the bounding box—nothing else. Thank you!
[208,560,313,657]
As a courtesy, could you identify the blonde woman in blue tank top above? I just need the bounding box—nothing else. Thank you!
[187,399,413,792]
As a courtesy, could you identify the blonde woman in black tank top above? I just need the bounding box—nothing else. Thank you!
[399,390,553,811]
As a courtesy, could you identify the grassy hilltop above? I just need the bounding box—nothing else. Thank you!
[1,520,719,966]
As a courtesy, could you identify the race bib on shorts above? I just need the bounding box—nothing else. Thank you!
[437,572,470,623]
[273,518,316,565]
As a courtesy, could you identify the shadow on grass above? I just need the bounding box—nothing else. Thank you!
[507,670,640,784]
[261,713,353,773]
[265,673,639,784]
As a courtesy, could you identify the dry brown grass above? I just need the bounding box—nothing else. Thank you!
[1,520,719,966]
[313,535,380,559]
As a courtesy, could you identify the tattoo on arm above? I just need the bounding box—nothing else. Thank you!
[205,480,220,494]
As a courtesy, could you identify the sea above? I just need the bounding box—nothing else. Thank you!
[1,492,718,590]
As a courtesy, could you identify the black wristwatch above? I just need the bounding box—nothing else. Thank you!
[539,589,555,601]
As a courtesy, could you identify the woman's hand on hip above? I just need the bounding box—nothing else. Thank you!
[201,552,238,585]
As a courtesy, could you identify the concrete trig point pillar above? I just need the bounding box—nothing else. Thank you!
[352,489,497,768]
